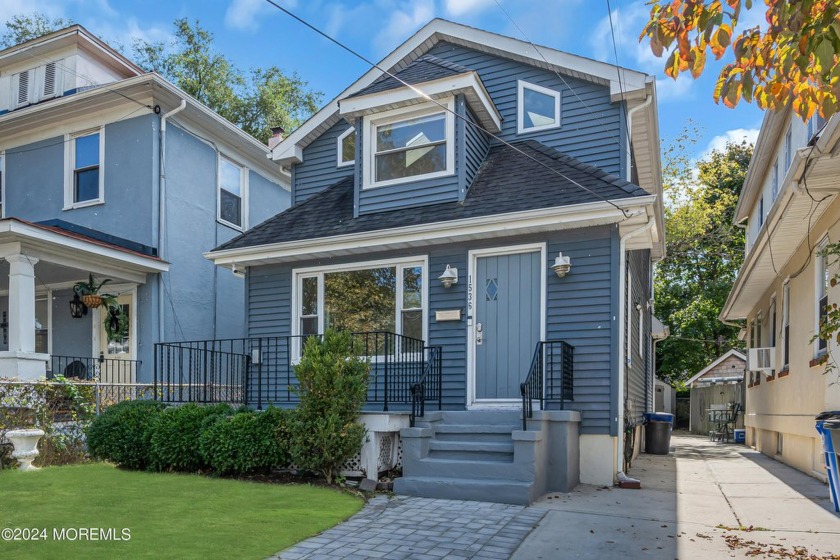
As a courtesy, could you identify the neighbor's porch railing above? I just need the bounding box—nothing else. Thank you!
[48,354,142,385]
[520,340,574,430]
[153,332,444,419]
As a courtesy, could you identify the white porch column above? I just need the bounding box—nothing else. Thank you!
[0,254,48,380]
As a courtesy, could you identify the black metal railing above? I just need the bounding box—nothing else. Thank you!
[48,353,142,385]
[410,345,443,427]
[154,332,443,412]
[520,340,574,430]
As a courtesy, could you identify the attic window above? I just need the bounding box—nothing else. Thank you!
[363,100,455,189]
[11,61,62,109]
[337,127,355,167]
[517,80,561,134]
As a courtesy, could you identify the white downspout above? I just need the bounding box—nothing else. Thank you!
[616,219,656,478]
[626,92,653,146]
[158,99,186,342]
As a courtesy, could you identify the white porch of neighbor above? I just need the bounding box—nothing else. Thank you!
[0,219,168,380]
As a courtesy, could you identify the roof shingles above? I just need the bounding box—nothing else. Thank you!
[216,140,648,251]
[347,55,473,98]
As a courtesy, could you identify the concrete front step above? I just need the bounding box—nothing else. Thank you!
[434,423,519,443]
[411,456,534,481]
[394,476,536,506]
[439,410,521,425]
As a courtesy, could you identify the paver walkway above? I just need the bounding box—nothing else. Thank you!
[274,495,545,560]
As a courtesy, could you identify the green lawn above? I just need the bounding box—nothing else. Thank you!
[0,463,363,559]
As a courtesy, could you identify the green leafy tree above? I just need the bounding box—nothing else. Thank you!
[639,1,840,120]
[0,13,73,48]
[655,132,752,385]
[133,19,321,143]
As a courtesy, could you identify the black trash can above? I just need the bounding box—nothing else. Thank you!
[645,421,671,455]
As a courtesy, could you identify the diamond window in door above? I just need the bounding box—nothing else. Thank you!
[485,278,498,301]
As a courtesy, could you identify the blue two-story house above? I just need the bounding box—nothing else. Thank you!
[0,26,289,383]
[204,19,665,502]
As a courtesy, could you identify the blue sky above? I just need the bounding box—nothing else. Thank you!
[3,0,767,160]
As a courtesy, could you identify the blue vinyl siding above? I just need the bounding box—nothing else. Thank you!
[625,249,652,423]
[426,42,622,176]
[245,226,618,433]
[294,120,355,205]
[461,104,489,199]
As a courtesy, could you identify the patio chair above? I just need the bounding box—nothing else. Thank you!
[62,361,88,379]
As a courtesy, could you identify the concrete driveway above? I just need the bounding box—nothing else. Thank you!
[513,432,840,559]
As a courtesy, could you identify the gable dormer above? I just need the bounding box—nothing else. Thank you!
[0,25,142,114]
[336,55,499,216]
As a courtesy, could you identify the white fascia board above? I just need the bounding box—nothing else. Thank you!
[269,18,649,164]
[205,196,656,265]
[338,72,501,133]
[0,220,169,274]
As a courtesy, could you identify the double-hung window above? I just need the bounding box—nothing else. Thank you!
[771,158,779,201]
[517,80,561,134]
[784,128,792,171]
[65,129,104,208]
[218,156,247,229]
[294,258,426,358]
[817,239,830,354]
[363,101,455,188]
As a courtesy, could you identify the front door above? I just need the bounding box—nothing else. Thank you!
[98,292,135,383]
[473,249,542,405]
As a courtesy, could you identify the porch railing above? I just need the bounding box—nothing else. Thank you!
[520,340,574,430]
[153,332,444,413]
[48,354,142,385]
[410,345,443,427]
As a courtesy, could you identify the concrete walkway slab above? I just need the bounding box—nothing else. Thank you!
[513,433,840,559]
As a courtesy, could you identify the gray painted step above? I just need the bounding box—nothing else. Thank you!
[434,423,518,443]
[394,476,535,506]
[429,440,514,454]
[412,457,534,481]
[440,410,521,425]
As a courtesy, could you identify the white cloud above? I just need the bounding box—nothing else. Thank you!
[703,128,760,158]
[225,0,286,32]
[374,0,436,54]
[443,0,495,17]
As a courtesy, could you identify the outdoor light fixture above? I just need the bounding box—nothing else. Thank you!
[438,265,458,288]
[551,252,572,278]
[69,294,88,319]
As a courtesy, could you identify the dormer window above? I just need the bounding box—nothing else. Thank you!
[362,100,455,189]
[517,80,561,134]
[337,127,355,167]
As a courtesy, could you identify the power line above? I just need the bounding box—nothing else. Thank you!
[604,0,628,108]
[261,0,637,218]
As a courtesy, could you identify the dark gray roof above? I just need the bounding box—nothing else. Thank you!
[215,141,649,252]
[347,55,473,98]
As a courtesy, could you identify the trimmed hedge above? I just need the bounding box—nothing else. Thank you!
[149,403,233,472]
[200,407,292,475]
[86,399,168,470]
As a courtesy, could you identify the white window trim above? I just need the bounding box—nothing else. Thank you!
[815,237,829,356]
[217,154,249,231]
[336,126,355,168]
[638,302,644,358]
[0,150,5,219]
[362,99,456,190]
[626,268,633,367]
[63,127,105,210]
[517,80,561,135]
[782,279,790,368]
[290,255,429,362]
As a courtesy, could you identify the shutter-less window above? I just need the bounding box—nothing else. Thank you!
[42,62,57,98]
[16,70,30,106]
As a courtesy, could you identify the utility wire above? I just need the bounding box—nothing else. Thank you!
[261,0,638,218]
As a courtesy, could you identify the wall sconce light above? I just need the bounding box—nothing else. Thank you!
[551,252,572,278]
[635,302,643,311]
[69,294,88,319]
[438,265,458,288]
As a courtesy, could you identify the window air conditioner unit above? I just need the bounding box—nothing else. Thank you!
[748,347,776,377]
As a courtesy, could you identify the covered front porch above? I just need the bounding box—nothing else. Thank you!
[0,218,168,381]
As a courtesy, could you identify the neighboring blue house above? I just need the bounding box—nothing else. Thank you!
[201,19,664,501]
[0,26,289,382]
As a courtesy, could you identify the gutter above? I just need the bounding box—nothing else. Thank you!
[158,99,186,343]
[616,219,655,479]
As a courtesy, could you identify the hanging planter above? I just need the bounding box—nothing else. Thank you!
[72,274,113,313]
